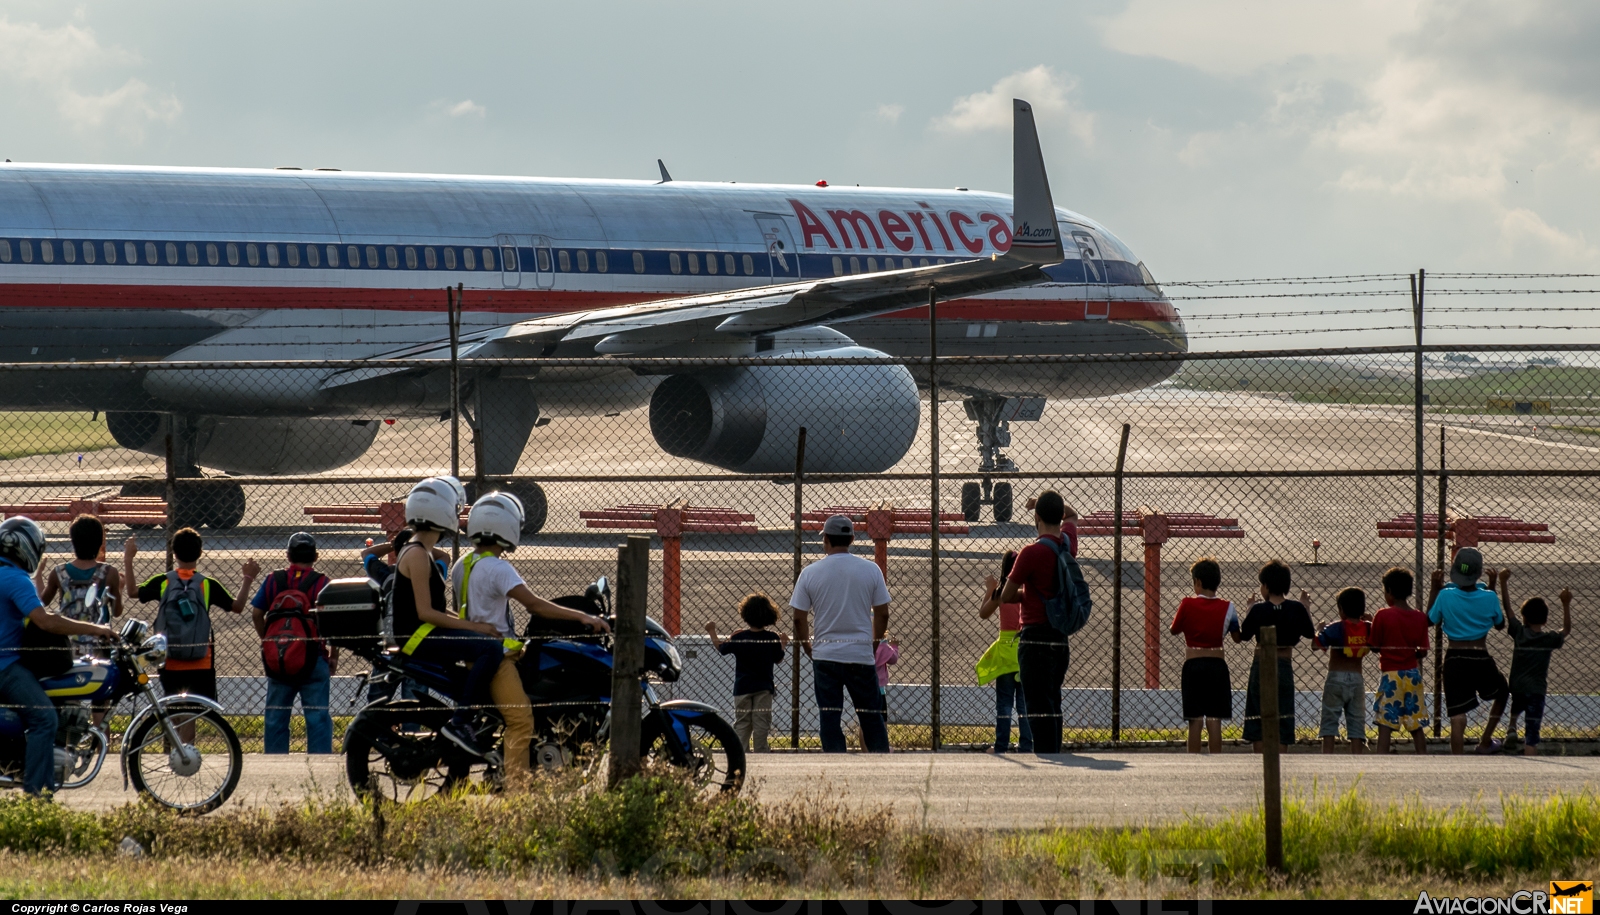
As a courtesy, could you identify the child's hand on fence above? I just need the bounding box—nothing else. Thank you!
[984,574,999,594]
[703,621,717,637]
[123,537,138,560]
[1498,568,1512,586]
[1560,588,1573,607]
[1299,589,1310,606]
[1431,569,1445,591]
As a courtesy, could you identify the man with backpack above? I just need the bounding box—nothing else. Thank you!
[999,491,1087,754]
[251,532,335,755]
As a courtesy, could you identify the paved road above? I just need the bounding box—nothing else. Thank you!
[58,750,1600,827]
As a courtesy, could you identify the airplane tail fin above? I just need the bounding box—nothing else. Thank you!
[1008,98,1064,265]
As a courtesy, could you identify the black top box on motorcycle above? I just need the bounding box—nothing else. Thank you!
[316,577,382,657]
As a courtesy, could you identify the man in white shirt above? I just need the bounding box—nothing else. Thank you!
[790,515,892,753]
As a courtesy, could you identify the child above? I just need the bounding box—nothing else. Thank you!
[1369,567,1430,754]
[1169,557,1238,754]
[123,528,257,704]
[1235,559,1315,752]
[977,550,1032,753]
[36,514,123,725]
[1495,569,1572,757]
[705,593,787,753]
[1313,587,1371,754]
[875,632,899,718]
[1427,548,1508,755]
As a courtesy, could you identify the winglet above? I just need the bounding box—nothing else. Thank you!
[1009,98,1063,264]
[657,159,673,183]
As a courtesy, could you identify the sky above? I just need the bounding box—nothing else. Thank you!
[1,0,1597,347]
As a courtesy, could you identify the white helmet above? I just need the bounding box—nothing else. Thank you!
[468,491,524,551]
[405,476,467,533]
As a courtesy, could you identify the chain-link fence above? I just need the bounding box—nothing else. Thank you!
[2,338,1597,751]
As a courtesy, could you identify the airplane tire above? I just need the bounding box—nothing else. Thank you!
[119,478,164,530]
[993,482,1014,524]
[960,483,981,523]
[467,480,548,536]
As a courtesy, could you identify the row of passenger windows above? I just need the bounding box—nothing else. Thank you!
[833,255,947,276]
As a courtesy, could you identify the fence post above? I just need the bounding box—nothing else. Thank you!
[1111,423,1130,742]
[790,427,807,750]
[1434,423,1447,738]
[1411,270,1426,609]
[163,429,175,572]
[608,534,650,787]
[1259,624,1283,872]
[928,285,941,751]
[448,284,463,560]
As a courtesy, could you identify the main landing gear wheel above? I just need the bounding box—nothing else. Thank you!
[993,482,1014,523]
[961,483,982,523]
[465,480,547,536]
[119,478,246,530]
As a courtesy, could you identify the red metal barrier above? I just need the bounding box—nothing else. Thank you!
[1078,507,1246,689]
[580,502,759,635]
[1377,513,1556,552]
[794,502,968,582]
[0,489,167,527]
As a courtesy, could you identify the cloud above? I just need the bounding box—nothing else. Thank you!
[875,103,904,125]
[1500,207,1597,261]
[933,65,1094,143]
[0,16,180,139]
[446,99,487,118]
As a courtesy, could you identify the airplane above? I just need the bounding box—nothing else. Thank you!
[0,99,1185,533]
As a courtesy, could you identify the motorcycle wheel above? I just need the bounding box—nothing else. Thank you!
[643,712,745,794]
[59,726,108,790]
[345,704,478,802]
[125,703,243,814]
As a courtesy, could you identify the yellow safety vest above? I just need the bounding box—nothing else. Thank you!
[400,551,520,655]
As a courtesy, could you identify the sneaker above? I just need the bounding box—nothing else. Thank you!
[1475,738,1506,755]
[440,720,491,758]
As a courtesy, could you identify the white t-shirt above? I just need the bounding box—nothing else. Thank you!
[788,552,891,665]
[450,553,523,640]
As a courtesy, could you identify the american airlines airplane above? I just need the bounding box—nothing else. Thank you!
[0,100,1184,533]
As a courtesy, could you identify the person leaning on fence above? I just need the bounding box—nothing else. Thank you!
[35,514,122,727]
[789,514,891,753]
[1312,587,1372,755]
[1168,557,1238,754]
[363,528,450,587]
[705,593,787,754]
[124,528,258,704]
[977,550,1032,754]
[250,532,335,755]
[1235,559,1314,752]
[1369,567,1430,754]
[998,490,1081,755]
[1494,569,1572,757]
[1426,547,1510,755]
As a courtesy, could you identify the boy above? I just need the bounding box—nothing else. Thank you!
[1312,587,1371,754]
[1169,557,1238,754]
[1235,559,1314,753]
[36,514,123,659]
[1369,567,1430,754]
[250,532,335,755]
[1495,569,1572,757]
[706,593,788,753]
[124,529,258,704]
[1427,547,1508,755]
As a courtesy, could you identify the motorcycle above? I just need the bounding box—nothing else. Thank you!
[0,611,244,813]
[334,576,745,800]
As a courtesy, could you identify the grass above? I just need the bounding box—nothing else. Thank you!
[1,768,1598,898]
[0,411,115,461]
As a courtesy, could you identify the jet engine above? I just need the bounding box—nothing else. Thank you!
[106,412,381,475]
[648,347,920,473]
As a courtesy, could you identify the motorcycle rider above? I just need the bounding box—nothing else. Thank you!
[0,518,116,797]
[453,492,609,789]
[392,476,505,758]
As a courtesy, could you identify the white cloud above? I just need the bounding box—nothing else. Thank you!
[1500,207,1597,261]
[875,103,904,124]
[447,99,487,118]
[0,16,180,139]
[933,65,1094,143]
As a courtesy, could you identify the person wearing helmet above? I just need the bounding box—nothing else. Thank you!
[452,491,609,789]
[0,517,117,796]
[393,477,505,758]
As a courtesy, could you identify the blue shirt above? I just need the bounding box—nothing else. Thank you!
[0,558,44,671]
[1428,584,1503,641]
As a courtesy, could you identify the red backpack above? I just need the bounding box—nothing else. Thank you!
[260,569,328,683]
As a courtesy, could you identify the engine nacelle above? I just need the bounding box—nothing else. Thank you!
[648,346,920,473]
[106,412,380,475]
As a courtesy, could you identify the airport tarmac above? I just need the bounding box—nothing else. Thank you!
[54,750,1600,828]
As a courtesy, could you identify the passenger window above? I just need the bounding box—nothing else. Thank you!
[106,241,118,264]
[306,244,319,267]
[247,243,260,267]
[742,254,754,275]
[326,245,339,268]
[444,247,456,270]
[226,243,239,266]
[0,240,11,263]
[501,246,516,271]
[558,250,570,272]
[83,241,96,264]
[705,252,717,274]
[62,240,75,264]
[725,254,736,275]
[867,257,878,272]
[669,252,681,274]
[286,244,298,267]
[919,258,929,268]
[145,242,158,264]
[365,245,379,268]
[126,241,139,264]
[346,245,358,268]
[832,256,843,276]
[186,243,198,265]
[463,247,476,270]
[424,247,436,269]
[20,240,32,263]
[633,251,645,273]
[385,246,398,269]
[687,253,700,274]
[481,248,494,270]
[404,247,417,269]
[537,248,552,271]
[577,250,589,272]
[595,250,607,273]
[849,256,860,274]
[266,244,279,267]
[40,240,53,264]
[166,242,178,265]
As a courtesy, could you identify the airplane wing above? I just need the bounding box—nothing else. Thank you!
[322,98,1062,390]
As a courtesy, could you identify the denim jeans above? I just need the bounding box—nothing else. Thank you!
[812,659,889,753]
[0,661,58,795]
[265,655,333,754]
[993,672,1033,752]
[1017,625,1071,753]
[410,630,504,727]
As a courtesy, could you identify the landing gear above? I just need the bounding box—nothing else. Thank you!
[120,478,247,530]
[466,378,547,535]
[961,397,1041,524]
[465,479,548,536]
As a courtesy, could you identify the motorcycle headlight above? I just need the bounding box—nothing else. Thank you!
[138,634,168,670]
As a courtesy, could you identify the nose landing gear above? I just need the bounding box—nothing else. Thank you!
[959,397,1045,524]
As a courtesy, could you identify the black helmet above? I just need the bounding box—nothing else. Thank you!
[0,517,46,574]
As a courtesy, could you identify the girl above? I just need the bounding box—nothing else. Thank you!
[976,550,1032,753]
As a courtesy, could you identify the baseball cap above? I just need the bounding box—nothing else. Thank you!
[287,531,318,560]
[1450,546,1483,589]
[822,514,854,537]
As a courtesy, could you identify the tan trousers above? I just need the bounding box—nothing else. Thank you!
[490,657,534,790]
[733,690,774,753]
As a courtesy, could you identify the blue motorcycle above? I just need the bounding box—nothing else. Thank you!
[0,615,243,813]
[334,576,745,799]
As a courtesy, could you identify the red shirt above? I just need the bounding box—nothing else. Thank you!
[1010,525,1079,628]
[1369,605,1431,672]
[1170,596,1239,649]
